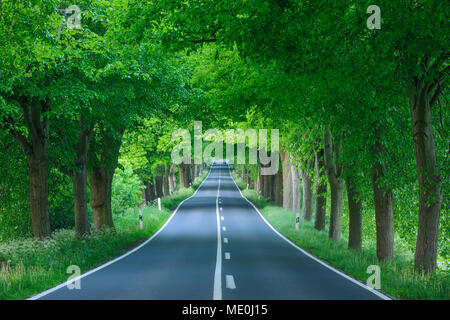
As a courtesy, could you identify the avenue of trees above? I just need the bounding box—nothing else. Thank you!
[0,0,448,275]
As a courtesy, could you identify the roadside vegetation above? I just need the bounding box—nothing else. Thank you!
[0,173,207,300]
[0,0,447,301]
[232,173,449,300]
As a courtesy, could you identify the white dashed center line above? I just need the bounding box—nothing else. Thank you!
[225,275,236,290]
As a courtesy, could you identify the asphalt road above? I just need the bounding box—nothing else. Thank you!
[31,163,388,300]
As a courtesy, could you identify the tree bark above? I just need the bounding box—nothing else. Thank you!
[256,164,262,194]
[27,154,51,238]
[275,170,283,206]
[346,173,362,251]
[194,164,198,179]
[371,137,394,262]
[189,164,194,185]
[10,98,52,238]
[314,148,327,231]
[168,166,174,194]
[163,166,170,196]
[70,114,92,238]
[143,179,155,203]
[267,174,276,202]
[301,168,313,221]
[72,168,90,237]
[291,164,300,217]
[409,82,442,273]
[178,164,186,188]
[170,165,177,192]
[89,166,114,231]
[324,128,344,242]
[155,175,163,198]
[280,150,293,210]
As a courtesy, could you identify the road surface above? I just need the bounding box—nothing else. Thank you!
[31,163,388,300]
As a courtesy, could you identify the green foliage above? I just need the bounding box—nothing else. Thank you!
[111,161,142,215]
[161,188,195,209]
[191,169,209,189]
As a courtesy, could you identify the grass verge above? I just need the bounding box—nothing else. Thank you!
[0,170,208,300]
[232,173,449,300]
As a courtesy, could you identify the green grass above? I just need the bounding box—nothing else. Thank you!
[232,173,273,208]
[0,206,171,300]
[242,189,272,208]
[261,206,449,300]
[0,171,208,300]
[161,169,208,209]
[161,187,196,209]
[232,171,449,300]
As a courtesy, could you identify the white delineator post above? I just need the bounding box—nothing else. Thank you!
[158,197,161,211]
[139,209,143,229]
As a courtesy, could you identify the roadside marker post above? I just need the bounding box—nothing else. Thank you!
[139,209,143,229]
[158,197,161,211]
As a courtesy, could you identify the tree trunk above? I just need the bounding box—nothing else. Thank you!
[314,148,327,231]
[10,98,52,238]
[194,164,198,179]
[275,170,283,206]
[346,173,362,251]
[301,168,313,221]
[291,164,300,216]
[256,165,262,194]
[144,179,155,203]
[184,164,190,187]
[70,114,92,238]
[178,164,186,188]
[163,166,170,196]
[371,138,394,262]
[168,166,175,193]
[155,175,163,198]
[189,164,194,185]
[89,166,114,231]
[72,167,90,237]
[27,155,51,238]
[269,174,275,201]
[324,128,344,242]
[409,82,442,273]
[328,179,344,241]
[280,150,293,210]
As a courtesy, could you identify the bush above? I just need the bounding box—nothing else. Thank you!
[161,187,195,209]
[111,161,142,215]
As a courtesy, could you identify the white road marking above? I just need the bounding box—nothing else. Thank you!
[227,166,391,301]
[222,226,226,231]
[221,216,224,221]
[225,252,231,260]
[29,168,213,300]
[213,166,222,300]
[220,207,223,211]
[225,275,236,289]
[223,237,228,243]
